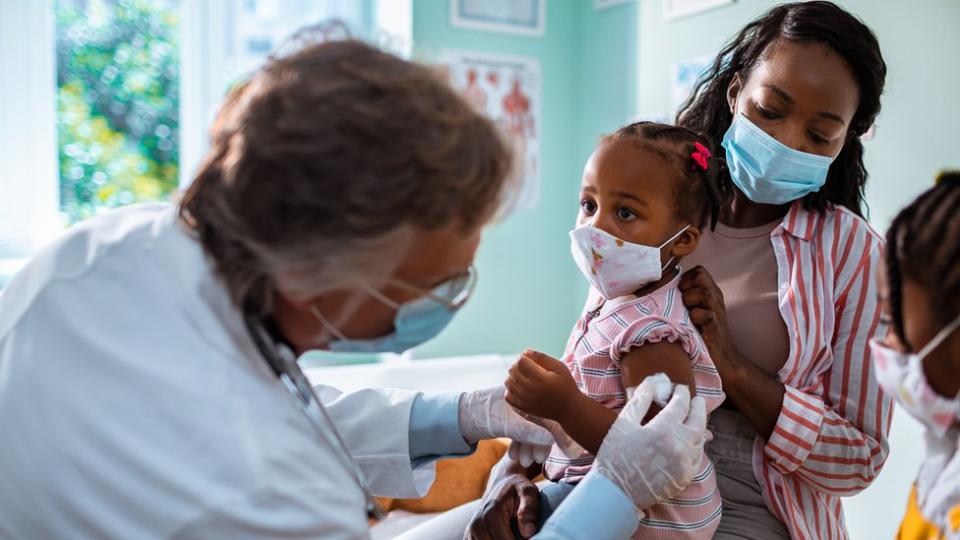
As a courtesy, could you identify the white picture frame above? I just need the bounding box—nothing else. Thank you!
[593,0,634,10]
[663,0,734,21]
[450,0,546,37]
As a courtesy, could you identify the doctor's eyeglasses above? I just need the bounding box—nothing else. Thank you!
[368,265,478,312]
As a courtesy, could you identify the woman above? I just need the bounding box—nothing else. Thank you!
[677,1,893,538]
[0,38,707,538]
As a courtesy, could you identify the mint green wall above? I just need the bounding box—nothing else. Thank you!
[574,1,640,163]
[411,0,585,360]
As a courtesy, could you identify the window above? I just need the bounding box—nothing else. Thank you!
[0,0,411,286]
[56,0,181,224]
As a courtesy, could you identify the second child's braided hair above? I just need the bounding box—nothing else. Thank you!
[602,122,729,231]
[885,171,960,350]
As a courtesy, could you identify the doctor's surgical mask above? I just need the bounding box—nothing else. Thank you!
[310,266,477,354]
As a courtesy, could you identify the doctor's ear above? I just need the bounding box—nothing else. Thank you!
[726,73,742,115]
[670,226,700,259]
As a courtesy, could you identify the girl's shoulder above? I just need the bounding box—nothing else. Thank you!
[601,286,700,342]
[599,280,688,326]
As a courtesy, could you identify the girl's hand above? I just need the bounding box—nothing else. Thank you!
[679,266,740,377]
[504,349,580,422]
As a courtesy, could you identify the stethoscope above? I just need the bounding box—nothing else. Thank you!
[243,311,386,523]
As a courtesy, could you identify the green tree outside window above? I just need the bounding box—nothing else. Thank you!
[56,0,180,224]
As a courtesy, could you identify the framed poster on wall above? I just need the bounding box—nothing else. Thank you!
[663,0,734,20]
[444,50,542,210]
[450,0,545,37]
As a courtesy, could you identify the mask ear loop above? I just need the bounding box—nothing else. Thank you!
[361,285,402,310]
[310,305,350,342]
[917,314,960,360]
[308,287,376,344]
[659,225,690,273]
[915,314,960,401]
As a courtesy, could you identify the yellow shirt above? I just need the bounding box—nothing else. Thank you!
[899,485,960,540]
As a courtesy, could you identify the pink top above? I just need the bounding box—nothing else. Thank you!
[545,274,726,539]
[684,219,790,376]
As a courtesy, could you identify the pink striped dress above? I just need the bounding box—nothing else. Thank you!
[543,274,726,539]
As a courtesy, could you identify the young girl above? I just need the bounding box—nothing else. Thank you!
[875,172,960,539]
[504,122,727,538]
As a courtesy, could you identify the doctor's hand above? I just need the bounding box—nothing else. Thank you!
[590,377,708,511]
[459,386,554,447]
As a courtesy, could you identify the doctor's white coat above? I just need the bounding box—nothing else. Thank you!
[0,204,438,539]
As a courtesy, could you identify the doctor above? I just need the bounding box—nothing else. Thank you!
[0,39,707,538]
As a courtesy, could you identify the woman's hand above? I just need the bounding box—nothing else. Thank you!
[679,265,785,439]
[465,473,541,540]
[504,349,580,422]
[679,266,739,376]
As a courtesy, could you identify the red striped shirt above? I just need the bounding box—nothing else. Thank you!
[751,202,893,539]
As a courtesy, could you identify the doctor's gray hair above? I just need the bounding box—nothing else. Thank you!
[179,39,514,315]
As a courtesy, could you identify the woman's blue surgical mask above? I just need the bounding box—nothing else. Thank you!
[722,113,835,205]
[310,267,476,354]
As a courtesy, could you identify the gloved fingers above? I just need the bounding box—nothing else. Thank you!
[504,405,555,446]
[532,444,551,464]
[619,377,657,424]
[539,418,584,459]
[508,441,521,462]
[683,395,707,433]
[647,384,691,428]
[518,443,535,468]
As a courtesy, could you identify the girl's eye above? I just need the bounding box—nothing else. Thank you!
[580,200,597,214]
[757,105,781,120]
[809,131,830,145]
[616,207,636,221]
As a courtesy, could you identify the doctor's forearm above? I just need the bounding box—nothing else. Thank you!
[408,393,475,463]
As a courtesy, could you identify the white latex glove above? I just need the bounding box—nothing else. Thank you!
[459,386,554,447]
[506,416,587,467]
[590,377,708,512]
